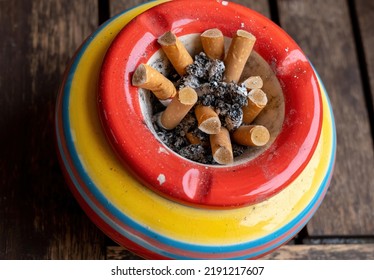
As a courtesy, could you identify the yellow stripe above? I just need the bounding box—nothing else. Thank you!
[68,1,334,245]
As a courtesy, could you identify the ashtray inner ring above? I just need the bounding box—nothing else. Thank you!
[139,33,285,166]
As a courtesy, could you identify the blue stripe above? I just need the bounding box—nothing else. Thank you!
[56,2,337,259]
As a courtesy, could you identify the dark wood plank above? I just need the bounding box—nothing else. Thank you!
[355,0,374,111]
[106,244,374,260]
[109,0,145,16]
[277,0,374,236]
[107,246,143,260]
[109,0,270,19]
[261,244,374,260]
[0,0,106,259]
[231,0,270,17]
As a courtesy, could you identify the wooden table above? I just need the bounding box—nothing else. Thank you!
[1,0,373,260]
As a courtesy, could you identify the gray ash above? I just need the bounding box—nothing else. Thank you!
[153,114,213,164]
[225,107,243,131]
[177,74,201,89]
[197,81,247,131]
[232,144,246,158]
[177,52,225,89]
[189,127,209,146]
[152,52,249,164]
[186,52,225,82]
[179,144,214,164]
[153,112,200,152]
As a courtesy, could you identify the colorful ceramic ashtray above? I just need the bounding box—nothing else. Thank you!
[99,0,322,208]
[55,0,336,259]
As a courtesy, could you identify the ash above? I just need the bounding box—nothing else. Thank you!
[177,52,225,89]
[198,81,247,130]
[179,145,214,164]
[152,52,248,164]
[186,52,225,82]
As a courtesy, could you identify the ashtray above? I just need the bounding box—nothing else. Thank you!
[55,0,336,259]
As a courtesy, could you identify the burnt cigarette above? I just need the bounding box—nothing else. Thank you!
[210,127,233,165]
[132,63,177,100]
[158,31,193,76]
[243,76,263,90]
[195,105,221,134]
[159,87,198,130]
[200,28,225,60]
[224,30,256,83]
[232,125,270,147]
[242,88,268,124]
[186,132,202,145]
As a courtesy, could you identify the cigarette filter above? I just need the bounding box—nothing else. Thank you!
[132,63,176,100]
[224,30,256,83]
[186,132,202,145]
[232,125,270,147]
[195,105,221,134]
[210,127,234,165]
[160,87,198,130]
[242,88,268,124]
[158,31,193,76]
[200,28,225,60]
[243,76,263,90]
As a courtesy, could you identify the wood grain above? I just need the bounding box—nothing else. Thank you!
[231,0,270,17]
[355,0,374,111]
[261,244,374,260]
[0,0,106,259]
[109,0,146,17]
[106,246,143,260]
[109,0,270,19]
[277,0,374,236]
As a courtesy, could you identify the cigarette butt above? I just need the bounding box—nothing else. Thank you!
[158,31,193,76]
[177,86,198,105]
[195,105,221,134]
[224,30,256,83]
[210,127,233,164]
[243,76,263,89]
[200,28,225,60]
[186,132,201,145]
[232,125,270,147]
[132,64,176,100]
[242,88,268,124]
[160,87,198,130]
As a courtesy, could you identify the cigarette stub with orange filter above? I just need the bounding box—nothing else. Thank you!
[242,88,268,124]
[200,28,225,60]
[210,127,234,165]
[224,30,256,83]
[159,87,198,130]
[232,125,270,147]
[132,63,177,100]
[186,132,202,145]
[195,105,221,135]
[158,31,194,76]
[243,76,263,90]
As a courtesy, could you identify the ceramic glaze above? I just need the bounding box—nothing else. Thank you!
[55,0,336,259]
[99,0,322,208]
